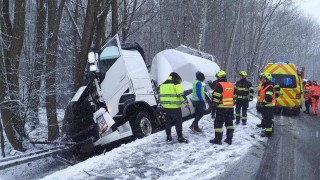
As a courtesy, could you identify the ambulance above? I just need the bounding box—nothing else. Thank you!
[256,62,304,115]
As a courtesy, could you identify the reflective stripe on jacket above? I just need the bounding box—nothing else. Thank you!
[213,82,235,108]
[259,84,276,107]
[159,77,185,109]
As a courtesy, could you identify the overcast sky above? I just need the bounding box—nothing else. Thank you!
[298,0,320,24]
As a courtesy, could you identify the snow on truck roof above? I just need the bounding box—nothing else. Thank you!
[150,49,220,88]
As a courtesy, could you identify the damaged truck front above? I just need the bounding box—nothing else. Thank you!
[62,35,220,154]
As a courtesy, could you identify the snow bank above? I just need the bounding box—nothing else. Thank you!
[41,102,265,180]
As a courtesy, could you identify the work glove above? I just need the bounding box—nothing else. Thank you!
[249,97,253,102]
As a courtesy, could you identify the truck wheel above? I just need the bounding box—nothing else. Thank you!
[132,111,153,139]
[204,95,213,115]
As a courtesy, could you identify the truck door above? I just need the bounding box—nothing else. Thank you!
[98,35,130,117]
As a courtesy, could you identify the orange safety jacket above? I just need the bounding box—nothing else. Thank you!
[259,84,276,107]
[216,82,235,108]
[311,85,320,98]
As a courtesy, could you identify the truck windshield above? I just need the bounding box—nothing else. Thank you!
[99,38,120,75]
[272,74,297,88]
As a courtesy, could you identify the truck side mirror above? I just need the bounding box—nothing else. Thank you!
[88,52,96,63]
[89,64,98,72]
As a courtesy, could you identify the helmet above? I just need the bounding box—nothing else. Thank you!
[259,72,264,79]
[216,70,227,78]
[239,71,247,77]
[263,73,272,80]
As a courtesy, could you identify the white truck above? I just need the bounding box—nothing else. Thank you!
[62,35,220,154]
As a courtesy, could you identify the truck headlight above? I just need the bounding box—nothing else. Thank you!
[97,115,108,134]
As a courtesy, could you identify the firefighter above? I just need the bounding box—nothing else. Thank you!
[303,80,312,114]
[190,71,206,132]
[159,72,189,143]
[310,81,320,116]
[234,71,254,125]
[208,75,218,119]
[259,73,276,137]
[209,70,235,145]
[257,73,280,128]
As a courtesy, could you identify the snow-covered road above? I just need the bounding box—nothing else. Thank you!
[41,103,266,180]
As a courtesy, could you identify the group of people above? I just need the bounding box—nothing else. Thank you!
[159,70,276,145]
[303,80,320,116]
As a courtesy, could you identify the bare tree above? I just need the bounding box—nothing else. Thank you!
[46,0,67,141]
[0,0,26,151]
[111,0,119,36]
[197,0,208,50]
[73,0,98,91]
[223,0,243,70]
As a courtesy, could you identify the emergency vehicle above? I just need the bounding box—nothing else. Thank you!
[256,62,304,115]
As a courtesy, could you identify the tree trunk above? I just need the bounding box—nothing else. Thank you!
[223,0,243,70]
[0,0,26,151]
[29,0,46,128]
[111,0,118,36]
[197,0,208,51]
[73,0,98,91]
[46,0,66,141]
[0,117,5,157]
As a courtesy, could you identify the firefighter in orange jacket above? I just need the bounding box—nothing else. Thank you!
[310,81,320,116]
[303,80,312,114]
[209,70,235,145]
[259,73,276,137]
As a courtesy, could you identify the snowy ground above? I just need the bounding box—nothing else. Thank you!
[39,102,266,180]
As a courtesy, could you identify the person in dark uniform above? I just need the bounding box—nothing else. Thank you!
[234,71,254,125]
[208,74,218,119]
[259,73,276,137]
[209,70,235,145]
[159,72,188,143]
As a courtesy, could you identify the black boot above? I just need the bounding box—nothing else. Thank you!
[178,136,189,143]
[224,129,234,145]
[209,132,223,145]
[167,136,173,142]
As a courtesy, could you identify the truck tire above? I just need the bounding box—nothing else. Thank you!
[132,111,153,139]
[204,95,213,115]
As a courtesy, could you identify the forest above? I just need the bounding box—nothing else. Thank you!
[0,0,319,155]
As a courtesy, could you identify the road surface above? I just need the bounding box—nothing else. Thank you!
[220,110,320,180]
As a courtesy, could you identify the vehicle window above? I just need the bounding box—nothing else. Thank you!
[272,74,297,88]
[99,38,120,75]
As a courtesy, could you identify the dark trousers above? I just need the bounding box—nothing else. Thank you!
[164,108,183,138]
[305,99,311,113]
[261,106,274,136]
[192,101,205,129]
[214,108,234,141]
[235,99,249,123]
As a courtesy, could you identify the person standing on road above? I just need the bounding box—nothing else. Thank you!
[159,72,189,143]
[208,75,218,119]
[234,71,254,125]
[209,70,235,145]
[259,73,276,137]
[190,71,206,133]
[309,81,320,116]
[303,80,312,114]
